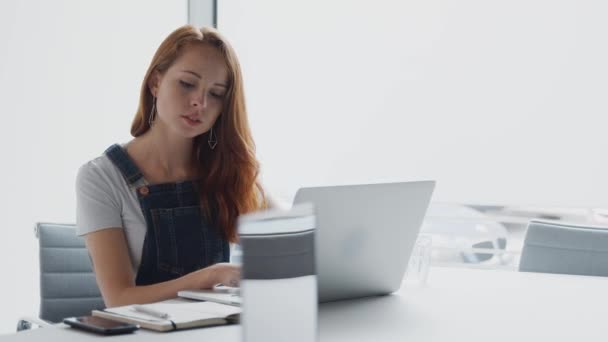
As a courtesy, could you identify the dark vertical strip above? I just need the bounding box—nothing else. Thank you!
[212,0,218,28]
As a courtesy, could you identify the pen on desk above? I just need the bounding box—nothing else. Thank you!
[131,305,170,319]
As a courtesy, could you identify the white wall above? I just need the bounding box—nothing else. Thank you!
[0,0,186,334]
[218,0,608,209]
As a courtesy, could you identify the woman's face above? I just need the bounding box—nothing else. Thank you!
[149,43,229,139]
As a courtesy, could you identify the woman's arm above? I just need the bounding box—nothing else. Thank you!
[85,228,240,307]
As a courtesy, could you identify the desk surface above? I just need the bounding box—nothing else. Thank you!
[4,266,608,341]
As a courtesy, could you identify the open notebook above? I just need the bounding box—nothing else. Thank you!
[92,301,241,332]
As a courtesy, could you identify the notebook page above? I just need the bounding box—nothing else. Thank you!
[105,301,241,324]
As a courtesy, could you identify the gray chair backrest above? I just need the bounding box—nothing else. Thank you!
[36,222,105,322]
[519,220,608,277]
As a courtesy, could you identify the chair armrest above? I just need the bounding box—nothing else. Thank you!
[16,316,53,331]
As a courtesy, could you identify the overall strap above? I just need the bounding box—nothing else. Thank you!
[104,144,145,186]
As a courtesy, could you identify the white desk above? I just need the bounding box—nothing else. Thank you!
[4,266,607,341]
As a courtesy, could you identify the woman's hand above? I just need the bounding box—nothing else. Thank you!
[187,263,241,289]
[209,263,241,287]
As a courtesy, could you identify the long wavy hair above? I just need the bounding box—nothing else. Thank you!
[131,25,266,242]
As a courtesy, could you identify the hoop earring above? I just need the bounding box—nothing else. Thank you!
[148,97,157,127]
[208,127,218,150]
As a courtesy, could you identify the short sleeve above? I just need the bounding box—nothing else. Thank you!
[75,162,123,236]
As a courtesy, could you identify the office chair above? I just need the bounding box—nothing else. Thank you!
[519,220,608,276]
[17,223,105,331]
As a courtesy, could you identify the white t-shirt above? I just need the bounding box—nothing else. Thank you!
[75,152,148,275]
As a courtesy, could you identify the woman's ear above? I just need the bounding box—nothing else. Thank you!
[147,70,161,97]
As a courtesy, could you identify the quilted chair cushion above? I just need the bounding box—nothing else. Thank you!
[519,220,608,277]
[37,223,105,322]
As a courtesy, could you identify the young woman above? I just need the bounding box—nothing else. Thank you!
[76,25,268,307]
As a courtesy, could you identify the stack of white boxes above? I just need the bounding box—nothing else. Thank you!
[239,203,317,342]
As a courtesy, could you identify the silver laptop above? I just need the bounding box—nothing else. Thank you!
[179,180,435,304]
[178,285,241,306]
[294,180,435,302]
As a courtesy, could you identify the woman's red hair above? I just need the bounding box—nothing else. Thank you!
[131,25,266,242]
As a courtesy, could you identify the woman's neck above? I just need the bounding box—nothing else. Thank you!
[127,126,197,183]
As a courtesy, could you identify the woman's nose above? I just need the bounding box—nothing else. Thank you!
[192,94,208,109]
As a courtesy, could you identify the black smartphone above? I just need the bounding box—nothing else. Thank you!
[64,316,140,335]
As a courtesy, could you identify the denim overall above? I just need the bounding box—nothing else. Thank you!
[105,144,230,286]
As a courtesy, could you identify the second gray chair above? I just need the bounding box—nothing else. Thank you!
[519,220,608,277]
[35,223,105,322]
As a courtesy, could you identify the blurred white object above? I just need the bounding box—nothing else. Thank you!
[239,204,317,342]
[422,203,509,266]
[404,234,432,286]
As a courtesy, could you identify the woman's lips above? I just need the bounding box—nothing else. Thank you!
[182,115,202,126]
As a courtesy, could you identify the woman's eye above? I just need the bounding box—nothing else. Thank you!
[211,92,225,99]
[179,80,195,89]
